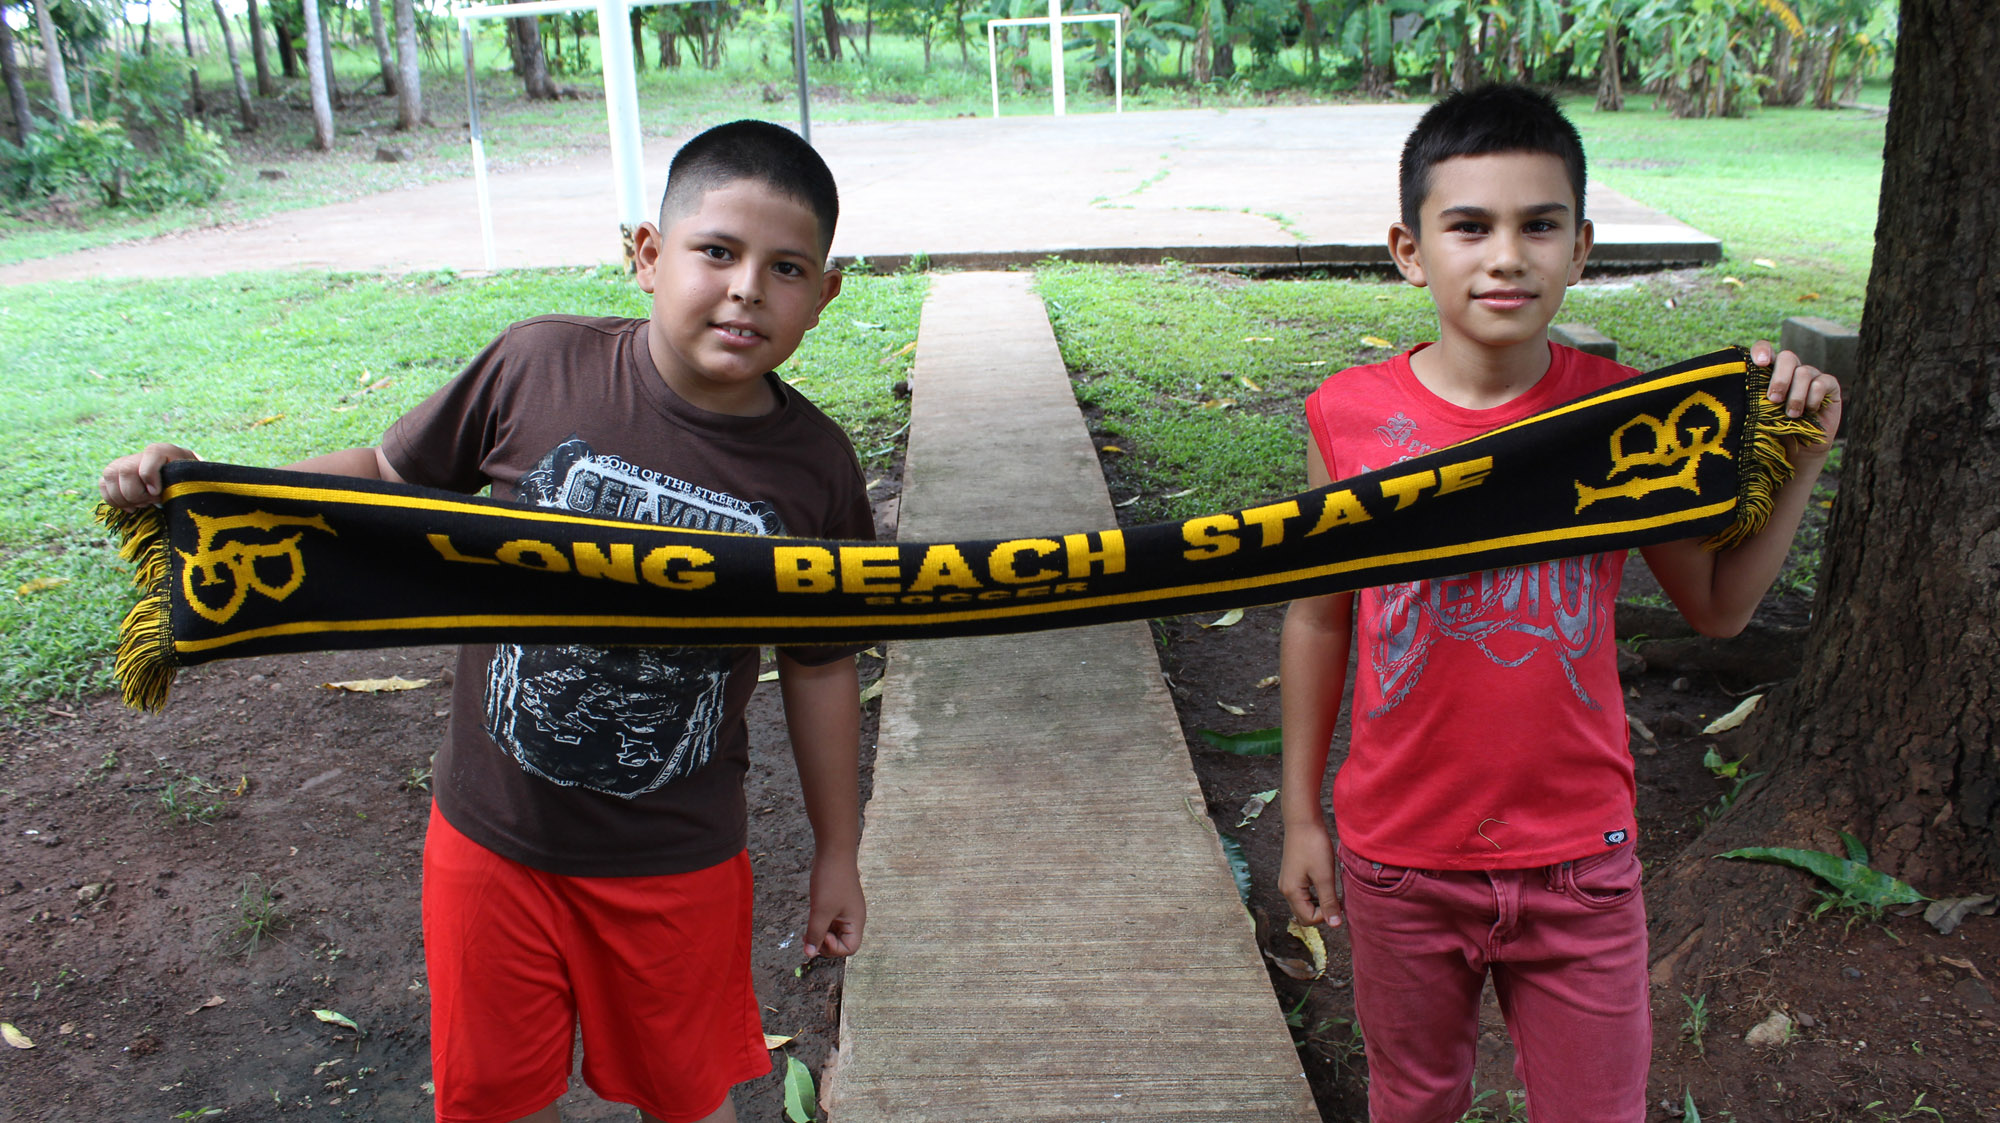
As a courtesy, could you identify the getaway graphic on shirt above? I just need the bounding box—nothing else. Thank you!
[1361,413,1615,718]
[483,438,784,798]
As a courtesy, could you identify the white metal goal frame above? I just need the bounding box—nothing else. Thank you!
[452,0,814,270]
[985,5,1122,118]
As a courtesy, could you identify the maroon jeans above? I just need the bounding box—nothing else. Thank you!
[1339,843,1651,1123]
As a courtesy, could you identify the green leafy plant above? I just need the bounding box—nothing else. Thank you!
[1682,1088,1705,1123]
[227,875,287,959]
[1717,831,1926,922]
[1681,991,1710,1055]
[1698,746,1765,825]
[158,773,227,825]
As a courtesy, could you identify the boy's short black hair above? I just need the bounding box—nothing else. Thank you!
[1399,84,1586,232]
[659,119,839,255]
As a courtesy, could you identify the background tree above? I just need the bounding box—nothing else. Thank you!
[393,0,421,128]
[176,0,202,114]
[1650,0,2000,989]
[35,0,74,121]
[507,15,560,98]
[300,0,332,148]
[212,0,257,129]
[821,0,841,61]
[1,3,35,141]
[246,0,276,96]
[365,0,396,93]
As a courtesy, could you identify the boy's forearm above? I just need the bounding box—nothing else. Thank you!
[283,446,404,484]
[1647,449,1829,636]
[777,652,863,855]
[1278,597,1351,830]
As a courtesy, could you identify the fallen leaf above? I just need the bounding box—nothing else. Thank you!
[1264,952,1318,981]
[1114,496,1140,508]
[783,1055,817,1122]
[1099,444,1125,454]
[1797,292,1820,302]
[1236,788,1278,827]
[850,319,883,330]
[861,647,881,659]
[1721,276,1744,289]
[1286,918,1328,977]
[324,676,431,693]
[16,576,68,596]
[250,414,286,428]
[1292,360,1329,367]
[1161,488,1195,500]
[1203,608,1245,629]
[892,340,918,357]
[858,678,885,705]
[1216,700,1247,716]
[1703,694,1764,734]
[1198,727,1283,756]
[1752,257,1777,269]
[2,1022,34,1049]
[1199,398,1237,410]
[311,1009,360,1032]
[1361,335,1393,348]
[366,378,394,392]
[763,1032,796,1050]
[187,995,225,1015]
[757,669,780,682]
[1238,376,1262,391]
[1241,335,1274,343]
[1628,715,1657,744]
[1255,675,1280,690]
[1926,897,1998,939]
[421,1081,435,1095]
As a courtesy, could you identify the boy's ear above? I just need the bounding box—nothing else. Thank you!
[1566,218,1596,286]
[633,222,664,293]
[1388,222,1427,288]
[809,267,843,328]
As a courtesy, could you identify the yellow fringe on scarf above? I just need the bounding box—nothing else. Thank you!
[95,502,177,712]
[1704,357,1829,552]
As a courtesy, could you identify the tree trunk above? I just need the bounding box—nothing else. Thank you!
[212,0,257,130]
[317,3,343,109]
[300,0,333,149]
[365,0,395,94]
[31,0,72,122]
[656,21,676,68]
[246,0,276,96]
[1,7,35,141]
[275,17,299,78]
[821,0,840,63]
[1595,22,1623,112]
[1813,31,1843,109]
[391,0,420,127]
[629,8,645,69]
[177,0,202,116]
[1648,0,2000,994]
[508,16,559,99]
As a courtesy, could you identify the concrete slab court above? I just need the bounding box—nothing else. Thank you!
[824,272,1318,1120]
[0,105,1715,285]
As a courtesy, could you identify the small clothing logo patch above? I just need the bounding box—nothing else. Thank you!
[1603,829,1630,846]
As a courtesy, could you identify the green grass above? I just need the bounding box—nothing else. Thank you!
[0,266,922,705]
[1041,98,1883,516]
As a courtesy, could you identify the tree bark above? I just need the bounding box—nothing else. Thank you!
[1,7,35,141]
[177,0,202,116]
[33,0,71,122]
[1594,22,1622,112]
[507,16,559,100]
[1649,0,2000,992]
[392,0,421,128]
[212,0,257,130]
[317,1,343,109]
[365,0,396,94]
[628,8,645,69]
[246,0,276,97]
[301,0,333,150]
[820,0,840,63]
[275,16,299,78]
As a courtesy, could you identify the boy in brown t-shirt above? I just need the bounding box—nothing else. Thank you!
[101,120,871,1123]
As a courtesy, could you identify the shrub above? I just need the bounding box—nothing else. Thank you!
[0,117,230,211]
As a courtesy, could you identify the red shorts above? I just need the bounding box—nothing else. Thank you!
[421,803,770,1123]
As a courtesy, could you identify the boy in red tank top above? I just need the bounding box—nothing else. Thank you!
[1276,85,1842,1122]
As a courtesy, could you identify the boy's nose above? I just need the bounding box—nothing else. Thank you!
[729,268,764,304]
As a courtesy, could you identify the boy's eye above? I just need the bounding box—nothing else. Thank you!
[1525,219,1559,234]
[773,261,803,277]
[701,245,733,261]
[1448,221,1487,235]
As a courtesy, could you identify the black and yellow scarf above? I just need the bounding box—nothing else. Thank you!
[99,348,1820,710]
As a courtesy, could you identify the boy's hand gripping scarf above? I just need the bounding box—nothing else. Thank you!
[99,348,1823,710]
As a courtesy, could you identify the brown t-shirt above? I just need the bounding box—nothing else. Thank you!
[381,315,874,876]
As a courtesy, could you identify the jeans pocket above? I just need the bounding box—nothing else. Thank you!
[1338,845,1420,897]
[1561,844,1641,909]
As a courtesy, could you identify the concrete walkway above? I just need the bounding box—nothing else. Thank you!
[0,105,1716,284]
[824,272,1318,1120]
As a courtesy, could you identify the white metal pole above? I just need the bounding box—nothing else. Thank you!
[461,18,497,271]
[789,0,811,143]
[597,0,648,252]
[987,21,999,118]
[1047,0,1064,116]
